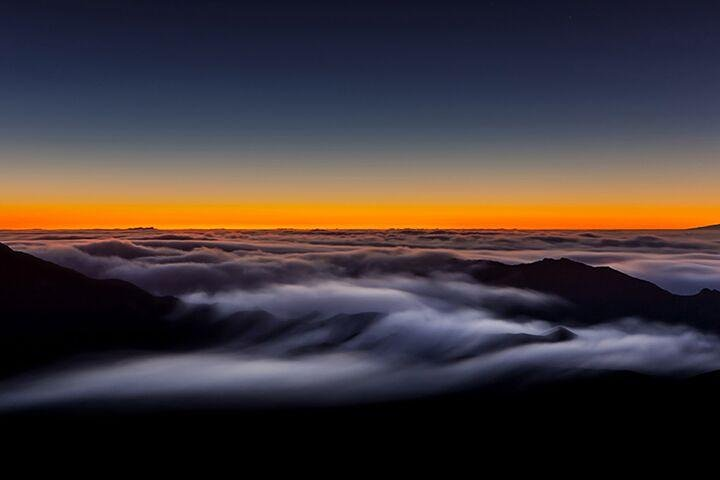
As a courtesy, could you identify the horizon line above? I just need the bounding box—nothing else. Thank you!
[0,225,713,232]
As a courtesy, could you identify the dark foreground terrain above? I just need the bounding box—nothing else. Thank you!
[5,369,720,458]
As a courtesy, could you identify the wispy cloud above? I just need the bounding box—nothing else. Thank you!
[1,228,720,411]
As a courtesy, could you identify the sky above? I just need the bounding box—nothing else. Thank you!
[1,0,719,229]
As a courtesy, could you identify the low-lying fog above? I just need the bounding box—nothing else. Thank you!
[1,228,719,411]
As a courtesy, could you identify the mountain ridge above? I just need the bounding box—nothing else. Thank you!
[0,243,184,376]
[689,223,720,230]
[467,256,720,330]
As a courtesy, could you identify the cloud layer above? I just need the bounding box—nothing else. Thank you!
[2,228,720,295]
[1,228,719,411]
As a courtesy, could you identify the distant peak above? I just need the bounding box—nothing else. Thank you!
[543,326,578,342]
[689,224,720,230]
[697,288,720,296]
[535,257,583,266]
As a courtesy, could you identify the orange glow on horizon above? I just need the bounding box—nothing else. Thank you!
[1,203,718,230]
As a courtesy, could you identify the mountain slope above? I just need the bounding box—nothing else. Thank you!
[468,257,720,330]
[0,242,182,376]
[689,223,720,230]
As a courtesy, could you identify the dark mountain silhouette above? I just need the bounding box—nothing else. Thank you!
[468,257,720,331]
[0,242,187,376]
[690,223,720,230]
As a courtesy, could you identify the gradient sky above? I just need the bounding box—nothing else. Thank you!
[1,0,719,228]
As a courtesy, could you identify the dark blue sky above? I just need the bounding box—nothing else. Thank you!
[3,1,718,147]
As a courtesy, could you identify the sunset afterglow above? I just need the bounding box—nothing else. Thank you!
[2,202,719,230]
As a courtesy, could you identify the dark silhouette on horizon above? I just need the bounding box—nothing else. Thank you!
[690,223,720,230]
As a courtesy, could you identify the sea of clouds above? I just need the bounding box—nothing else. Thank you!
[3,228,720,295]
[1,228,719,410]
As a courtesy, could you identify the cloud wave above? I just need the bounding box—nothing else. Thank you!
[1,228,720,411]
